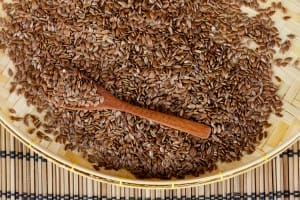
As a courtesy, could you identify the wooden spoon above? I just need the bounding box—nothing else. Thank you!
[53,70,211,139]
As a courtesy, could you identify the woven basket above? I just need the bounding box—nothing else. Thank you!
[0,0,299,189]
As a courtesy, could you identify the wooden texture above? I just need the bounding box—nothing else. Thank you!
[0,126,299,199]
[0,0,300,189]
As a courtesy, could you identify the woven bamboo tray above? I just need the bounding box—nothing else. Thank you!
[0,0,300,189]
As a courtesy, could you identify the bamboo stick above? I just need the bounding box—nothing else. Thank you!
[2,127,7,200]
[226,178,231,198]
[73,171,79,197]
[239,174,244,197]
[219,180,226,198]
[108,184,113,199]
[15,138,19,199]
[185,187,191,199]
[210,178,215,197]
[86,174,93,198]
[69,170,74,198]
[55,165,60,196]
[164,187,170,199]
[150,188,155,199]
[95,179,98,198]
[233,175,239,197]
[160,189,164,199]
[277,155,283,200]
[283,153,289,196]
[0,128,2,200]
[46,161,52,197]
[204,184,210,198]
[267,161,273,199]
[120,184,125,199]
[11,148,15,200]
[101,180,106,198]
[145,188,150,199]
[198,184,205,197]
[289,147,295,200]
[78,170,82,197]
[155,189,160,199]
[245,170,252,198]
[37,149,42,197]
[181,187,186,199]
[97,178,101,198]
[63,168,69,197]
[191,186,196,199]
[41,149,47,197]
[272,158,277,200]
[9,134,16,200]
[112,185,118,199]
[259,165,264,198]
[4,130,8,200]
[295,141,300,197]
[82,174,87,198]
[263,160,269,198]
[23,141,28,199]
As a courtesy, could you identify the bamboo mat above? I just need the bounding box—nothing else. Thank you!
[0,125,299,200]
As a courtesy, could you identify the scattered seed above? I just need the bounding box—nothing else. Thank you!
[280,40,291,54]
[274,76,282,82]
[282,7,287,14]
[10,116,23,121]
[8,108,16,114]
[44,135,52,142]
[27,128,35,134]
[9,84,16,94]
[284,57,292,62]
[33,119,42,129]
[287,34,296,39]
[36,131,45,139]
[8,68,13,77]
[281,62,289,67]
[23,114,30,126]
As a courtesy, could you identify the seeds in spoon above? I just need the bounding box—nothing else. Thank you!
[42,69,104,108]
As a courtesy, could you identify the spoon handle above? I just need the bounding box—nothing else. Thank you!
[99,87,211,139]
[116,102,211,138]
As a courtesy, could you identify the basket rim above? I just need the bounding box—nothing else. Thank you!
[1,111,299,189]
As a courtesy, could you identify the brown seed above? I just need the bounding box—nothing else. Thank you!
[36,131,45,139]
[284,57,293,63]
[282,7,287,13]
[9,84,16,94]
[10,116,23,121]
[8,108,16,114]
[281,62,289,67]
[23,114,30,126]
[8,68,13,77]
[287,34,296,39]
[33,118,42,129]
[275,76,282,82]
[27,128,35,134]
[43,135,52,142]
[280,40,291,54]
